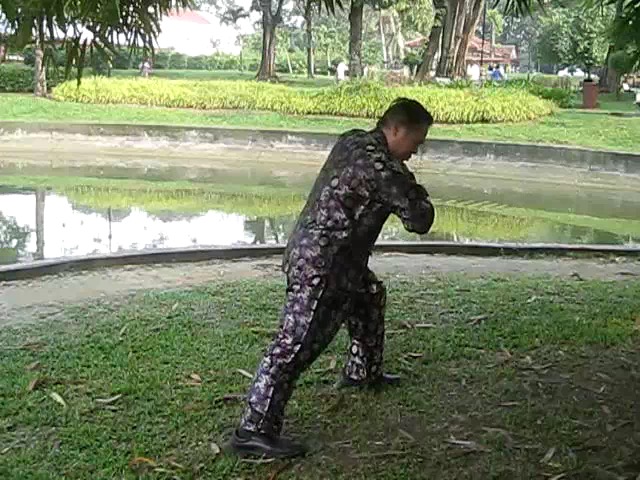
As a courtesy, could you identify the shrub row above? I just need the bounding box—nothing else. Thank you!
[53,77,556,124]
[0,63,83,93]
[0,64,33,92]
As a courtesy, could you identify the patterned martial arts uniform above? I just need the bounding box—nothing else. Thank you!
[239,127,435,437]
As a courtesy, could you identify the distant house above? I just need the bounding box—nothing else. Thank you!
[156,8,256,56]
[405,35,520,73]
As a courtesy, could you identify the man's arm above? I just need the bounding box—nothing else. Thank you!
[368,149,435,235]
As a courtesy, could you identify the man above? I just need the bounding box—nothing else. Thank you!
[227,97,436,459]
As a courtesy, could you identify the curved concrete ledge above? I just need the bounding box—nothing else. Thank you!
[1,242,638,282]
[1,121,639,175]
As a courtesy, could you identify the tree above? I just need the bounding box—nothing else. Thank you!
[219,0,251,70]
[0,0,193,96]
[505,0,640,71]
[609,49,634,97]
[486,8,503,57]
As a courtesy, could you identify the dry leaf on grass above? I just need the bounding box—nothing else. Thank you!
[540,447,556,464]
[445,437,490,452]
[129,457,158,468]
[499,401,521,407]
[27,378,43,392]
[398,429,415,442]
[468,315,488,326]
[236,369,254,380]
[210,442,221,456]
[404,353,424,359]
[190,373,202,383]
[119,325,128,337]
[49,392,67,408]
[549,474,567,480]
[25,361,41,371]
[414,323,436,329]
[96,394,123,405]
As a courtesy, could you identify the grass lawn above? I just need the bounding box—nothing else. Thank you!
[1,94,639,153]
[1,275,639,479]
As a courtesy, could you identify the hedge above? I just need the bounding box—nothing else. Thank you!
[53,77,556,124]
[0,63,83,93]
[0,64,33,92]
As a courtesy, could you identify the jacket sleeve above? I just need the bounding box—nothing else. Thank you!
[368,150,435,235]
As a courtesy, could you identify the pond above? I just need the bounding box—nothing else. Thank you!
[1,133,639,265]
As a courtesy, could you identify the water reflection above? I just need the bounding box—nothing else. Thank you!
[1,185,638,265]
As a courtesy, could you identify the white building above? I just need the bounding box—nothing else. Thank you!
[156,7,258,56]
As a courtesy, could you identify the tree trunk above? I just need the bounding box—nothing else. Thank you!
[599,0,624,91]
[304,0,315,78]
[348,0,364,78]
[436,0,459,78]
[416,0,446,81]
[453,0,484,78]
[379,10,388,68]
[256,0,283,81]
[450,0,469,77]
[34,21,47,97]
[388,9,405,64]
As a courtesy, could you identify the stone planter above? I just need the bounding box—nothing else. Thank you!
[582,80,599,109]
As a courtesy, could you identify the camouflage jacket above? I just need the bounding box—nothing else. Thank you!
[283,128,435,284]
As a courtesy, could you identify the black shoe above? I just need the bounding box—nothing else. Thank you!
[225,428,308,459]
[335,372,402,390]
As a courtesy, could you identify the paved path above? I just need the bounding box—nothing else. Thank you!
[1,254,639,327]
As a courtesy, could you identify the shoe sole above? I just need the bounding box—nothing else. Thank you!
[224,440,307,459]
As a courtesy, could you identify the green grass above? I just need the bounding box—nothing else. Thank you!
[2,94,638,152]
[1,276,639,479]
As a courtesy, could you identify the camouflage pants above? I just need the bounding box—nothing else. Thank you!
[238,269,387,436]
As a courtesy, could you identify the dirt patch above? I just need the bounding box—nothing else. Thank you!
[1,253,639,328]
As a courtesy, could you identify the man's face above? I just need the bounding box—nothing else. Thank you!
[387,124,429,162]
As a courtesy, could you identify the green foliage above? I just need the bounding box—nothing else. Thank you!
[609,50,635,76]
[536,7,610,74]
[498,79,575,108]
[52,77,556,124]
[0,63,33,92]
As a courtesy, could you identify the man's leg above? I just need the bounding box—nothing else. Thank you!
[339,270,400,388]
[229,279,343,458]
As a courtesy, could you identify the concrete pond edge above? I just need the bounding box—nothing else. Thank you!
[1,121,639,175]
[1,241,639,282]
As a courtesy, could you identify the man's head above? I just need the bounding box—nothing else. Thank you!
[377,97,433,162]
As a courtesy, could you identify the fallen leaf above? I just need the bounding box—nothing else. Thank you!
[445,437,490,452]
[606,421,631,432]
[21,341,46,352]
[220,394,246,403]
[211,442,221,456]
[595,372,613,382]
[96,394,123,405]
[119,325,128,336]
[190,373,203,383]
[171,302,179,311]
[549,474,567,480]
[526,296,539,304]
[129,456,158,468]
[27,378,43,392]
[401,321,414,329]
[328,356,337,371]
[468,315,488,326]
[499,402,520,407]
[414,323,436,329]
[398,428,415,442]
[540,446,556,464]
[49,392,67,408]
[25,361,41,371]
[236,369,254,380]
[404,353,424,359]
[533,363,554,371]
[168,460,186,470]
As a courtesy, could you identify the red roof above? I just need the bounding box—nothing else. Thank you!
[405,36,519,65]
[167,9,211,24]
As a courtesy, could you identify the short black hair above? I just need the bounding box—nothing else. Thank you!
[376,97,434,130]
